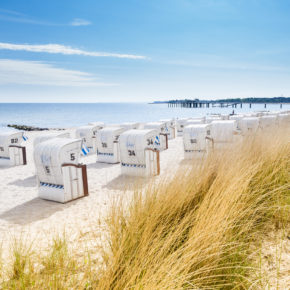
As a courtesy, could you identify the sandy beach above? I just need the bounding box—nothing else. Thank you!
[0,130,184,262]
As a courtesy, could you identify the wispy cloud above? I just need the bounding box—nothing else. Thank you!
[0,8,25,16]
[70,18,91,26]
[0,42,147,59]
[0,59,115,87]
[0,8,91,26]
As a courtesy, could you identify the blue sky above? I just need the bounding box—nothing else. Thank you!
[0,0,290,102]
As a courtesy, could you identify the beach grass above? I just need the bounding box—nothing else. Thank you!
[1,127,289,289]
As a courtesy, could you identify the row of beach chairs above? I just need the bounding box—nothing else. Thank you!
[0,110,289,203]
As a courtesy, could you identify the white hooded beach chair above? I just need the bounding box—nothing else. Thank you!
[229,115,245,130]
[209,120,240,150]
[277,113,290,126]
[34,138,88,203]
[176,118,190,136]
[75,124,103,154]
[33,132,70,148]
[143,122,168,150]
[0,131,27,166]
[183,124,211,159]
[239,117,260,135]
[259,115,277,130]
[96,127,126,163]
[119,129,160,177]
[160,119,176,139]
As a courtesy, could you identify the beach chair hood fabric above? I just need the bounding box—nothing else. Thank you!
[33,132,70,147]
[96,127,126,163]
[119,129,157,165]
[144,122,166,134]
[0,131,24,158]
[239,117,259,134]
[277,113,290,125]
[259,115,277,129]
[119,129,159,176]
[176,118,191,136]
[75,125,101,150]
[34,138,82,186]
[143,122,168,150]
[210,120,237,143]
[183,124,210,152]
[160,119,176,139]
[229,115,245,130]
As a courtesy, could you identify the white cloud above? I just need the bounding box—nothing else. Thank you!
[70,18,91,26]
[0,42,147,60]
[0,59,115,87]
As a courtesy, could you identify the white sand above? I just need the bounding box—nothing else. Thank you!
[0,131,184,262]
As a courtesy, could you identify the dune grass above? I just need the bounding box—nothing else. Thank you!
[1,127,289,289]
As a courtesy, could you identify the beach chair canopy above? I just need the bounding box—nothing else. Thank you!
[210,120,237,143]
[96,127,126,152]
[34,138,82,185]
[239,117,259,133]
[183,124,210,151]
[259,115,277,128]
[119,129,158,165]
[144,122,167,134]
[0,131,24,158]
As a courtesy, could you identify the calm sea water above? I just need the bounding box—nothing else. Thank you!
[0,103,289,129]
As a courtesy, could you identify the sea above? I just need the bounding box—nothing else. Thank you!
[0,103,289,129]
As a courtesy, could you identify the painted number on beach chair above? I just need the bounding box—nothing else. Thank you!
[0,147,4,152]
[11,138,18,144]
[128,150,136,156]
[102,142,107,148]
[147,138,153,145]
[190,139,197,144]
[70,153,75,161]
[45,166,51,174]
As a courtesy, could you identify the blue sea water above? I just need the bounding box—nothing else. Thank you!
[0,103,289,129]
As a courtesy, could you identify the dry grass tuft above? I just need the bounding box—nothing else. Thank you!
[97,128,289,289]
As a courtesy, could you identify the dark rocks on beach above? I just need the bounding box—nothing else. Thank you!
[7,124,64,131]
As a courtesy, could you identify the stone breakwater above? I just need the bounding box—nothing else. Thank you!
[7,124,64,131]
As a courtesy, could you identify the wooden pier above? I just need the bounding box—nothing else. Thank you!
[166,100,284,109]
